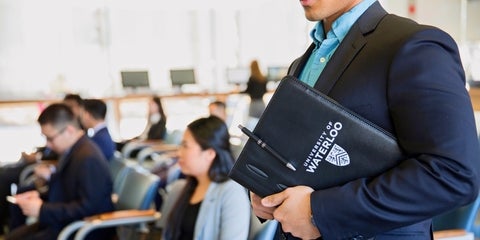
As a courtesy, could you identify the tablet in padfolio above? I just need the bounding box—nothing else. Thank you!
[229,75,405,198]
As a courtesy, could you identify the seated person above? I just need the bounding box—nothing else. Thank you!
[157,116,251,240]
[0,94,82,234]
[81,98,116,161]
[116,95,168,157]
[6,103,114,240]
[0,147,57,235]
[62,93,85,130]
[140,95,168,141]
[208,100,227,122]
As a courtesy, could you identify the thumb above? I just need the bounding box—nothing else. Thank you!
[261,191,286,207]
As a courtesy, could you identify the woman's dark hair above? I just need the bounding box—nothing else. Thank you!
[152,95,167,123]
[164,116,234,240]
[250,59,267,83]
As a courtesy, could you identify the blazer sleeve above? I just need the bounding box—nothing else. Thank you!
[38,154,113,228]
[311,28,480,238]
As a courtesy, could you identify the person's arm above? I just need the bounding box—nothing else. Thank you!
[38,155,113,225]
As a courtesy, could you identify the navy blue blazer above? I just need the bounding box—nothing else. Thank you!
[285,2,480,239]
[90,126,116,161]
[39,135,114,239]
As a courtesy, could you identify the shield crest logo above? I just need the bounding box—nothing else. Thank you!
[325,144,350,166]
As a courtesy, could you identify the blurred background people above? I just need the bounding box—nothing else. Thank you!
[116,95,168,154]
[139,95,168,141]
[208,100,227,122]
[62,93,85,130]
[243,60,267,119]
[6,103,114,240]
[81,98,116,161]
[0,93,83,234]
[158,116,251,240]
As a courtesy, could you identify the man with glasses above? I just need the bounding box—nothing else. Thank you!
[0,94,82,235]
[5,103,114,240]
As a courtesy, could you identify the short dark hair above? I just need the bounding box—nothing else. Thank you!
[83,99,107,120]
[209,100,226,109]
[63,93,84,107]
[38,103,80,129]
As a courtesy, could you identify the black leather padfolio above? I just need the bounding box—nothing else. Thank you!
[229,75,405,197]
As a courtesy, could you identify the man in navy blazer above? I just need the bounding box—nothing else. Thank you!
[81,98,116,161]
[250,0,480,239]
[6,103,114,240]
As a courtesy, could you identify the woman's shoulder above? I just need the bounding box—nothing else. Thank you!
[212,179,247,194]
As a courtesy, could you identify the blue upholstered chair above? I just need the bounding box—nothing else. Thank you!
[433,192,480,232]
[58,166,161,240]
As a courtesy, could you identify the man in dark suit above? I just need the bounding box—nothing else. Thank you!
[250,0,480,239]
[0,94,81,233]
[6,103,114,240]
[81,98,116,161]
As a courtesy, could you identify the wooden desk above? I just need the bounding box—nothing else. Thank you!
[469,87,480,111]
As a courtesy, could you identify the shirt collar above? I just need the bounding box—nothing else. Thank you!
[310,0,377,46]
[88,122,107,137]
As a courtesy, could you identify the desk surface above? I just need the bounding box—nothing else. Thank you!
[469,87,480,111]
[2,87,480,111]
[0,90,241,105]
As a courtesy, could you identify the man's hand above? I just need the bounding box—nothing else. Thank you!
[250,192,276,220]
[21,151,42,163]
[15,190,43,218]
[34,163,54,181]
[262,186,321,239]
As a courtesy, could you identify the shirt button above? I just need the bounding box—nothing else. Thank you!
[320,57,326,63]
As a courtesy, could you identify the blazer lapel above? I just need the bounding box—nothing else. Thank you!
[314,25,366,94]
[313,1,387,95]
[194,183,216,238]
[289,43,315,78]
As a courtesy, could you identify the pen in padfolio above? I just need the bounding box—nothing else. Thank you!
[238,124,296,171]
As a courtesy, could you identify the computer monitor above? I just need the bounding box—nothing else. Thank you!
[226,67,250,85]
[267,66,289,82]
[170,69,196,87]
[121,71,150,89]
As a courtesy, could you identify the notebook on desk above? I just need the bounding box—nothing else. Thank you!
[229,76,405,198]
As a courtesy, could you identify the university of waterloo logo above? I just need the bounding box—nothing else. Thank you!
[303,121,350,173]
[325,144,350,166]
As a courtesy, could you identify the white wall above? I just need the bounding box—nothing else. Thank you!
[0,0,478,99]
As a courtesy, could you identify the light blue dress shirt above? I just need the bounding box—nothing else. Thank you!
[299,0,377,87]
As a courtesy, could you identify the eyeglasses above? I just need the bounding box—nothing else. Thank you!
[43,126,67,142]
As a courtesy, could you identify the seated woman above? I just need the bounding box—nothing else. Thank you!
[138,95,168,141]
[117,95,168,157]
[157,116,251,240]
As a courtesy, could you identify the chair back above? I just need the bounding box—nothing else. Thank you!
[115,167,160,211]
[433,192,480,232]
[109,157,134,195]
[249,219,278,240]
[164,129,183,145]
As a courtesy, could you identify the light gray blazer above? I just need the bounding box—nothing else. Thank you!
[158,179,251,240]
